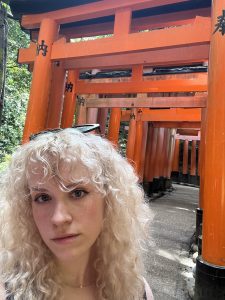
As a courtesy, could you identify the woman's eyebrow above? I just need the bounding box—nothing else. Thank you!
[65,182,88,189]
[30,187,48,192]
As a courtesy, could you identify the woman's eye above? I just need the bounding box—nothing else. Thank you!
[34,194,50,203]
[71,189,88,199]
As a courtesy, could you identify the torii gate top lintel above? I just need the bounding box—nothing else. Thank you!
[10,0,211,29]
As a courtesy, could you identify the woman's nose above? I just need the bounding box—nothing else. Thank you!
[51,201,73,226]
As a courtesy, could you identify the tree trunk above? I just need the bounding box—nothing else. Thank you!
[0,4,7,121]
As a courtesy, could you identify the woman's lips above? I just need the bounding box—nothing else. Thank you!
[52,234,80,244]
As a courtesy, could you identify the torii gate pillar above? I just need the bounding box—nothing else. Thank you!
[195,1,225,299]
[22,18,59,142]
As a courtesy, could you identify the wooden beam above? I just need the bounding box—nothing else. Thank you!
[114,8,131,36]
[175,134,200,141]
[18,43,209,69]
[56,9,210,39]
[76,74,207,94]
[85,95,206,108]
[142,108,201,122]
[18,41,36,65]
[153,121,201,128]
[51,18,210,61]
[177,129,199,136]
[121,108,201,122]
[21,0,191,29]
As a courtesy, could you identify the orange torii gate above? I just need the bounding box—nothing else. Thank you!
[71,70,205,187]
[12,0,225,298]
[171,130,200,185]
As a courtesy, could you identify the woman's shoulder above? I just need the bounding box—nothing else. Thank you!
[143,277,154,300]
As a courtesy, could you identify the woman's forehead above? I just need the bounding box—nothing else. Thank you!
[27,160,91,185]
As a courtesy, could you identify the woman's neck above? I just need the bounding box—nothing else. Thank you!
[56,250,96,288]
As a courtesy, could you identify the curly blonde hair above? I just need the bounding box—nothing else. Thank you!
[0,129,151,300]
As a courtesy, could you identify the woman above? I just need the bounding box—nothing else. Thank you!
[0,128,153,299]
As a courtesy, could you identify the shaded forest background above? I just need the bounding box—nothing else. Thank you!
[0,3,31,170]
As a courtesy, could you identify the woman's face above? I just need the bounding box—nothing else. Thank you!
[28,163,105,262]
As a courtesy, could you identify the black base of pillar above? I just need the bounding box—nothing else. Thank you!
[196,208,203,245]
[142,182,150,195]
[179,173,189,183]
[190,175,199,185]
[198,235,202,256]
[194,256,225,300]
[159,176,165,191]
[149,178,160,195]
[144,178,172,196]
[165,178,172,190]
[171,172,200,186]
[148,181,154,195]
[171,171,179,182]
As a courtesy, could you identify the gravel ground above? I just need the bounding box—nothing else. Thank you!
[144,184,198,300]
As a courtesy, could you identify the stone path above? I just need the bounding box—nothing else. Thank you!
[144,184,198,300]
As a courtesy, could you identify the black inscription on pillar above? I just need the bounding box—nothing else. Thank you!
[130,113,136,120]
[77,96,85,106]
[37,40,48,56]
[65,82,74,93]
[214,10,225,35]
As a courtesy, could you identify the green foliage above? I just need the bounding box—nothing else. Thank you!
[0,14,31,161]
[118,122,128,156]
[0,153,11,172]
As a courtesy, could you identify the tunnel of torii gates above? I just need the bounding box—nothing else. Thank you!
[10,0,225,298]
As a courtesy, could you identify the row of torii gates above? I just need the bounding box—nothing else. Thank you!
[11,0,225,298]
